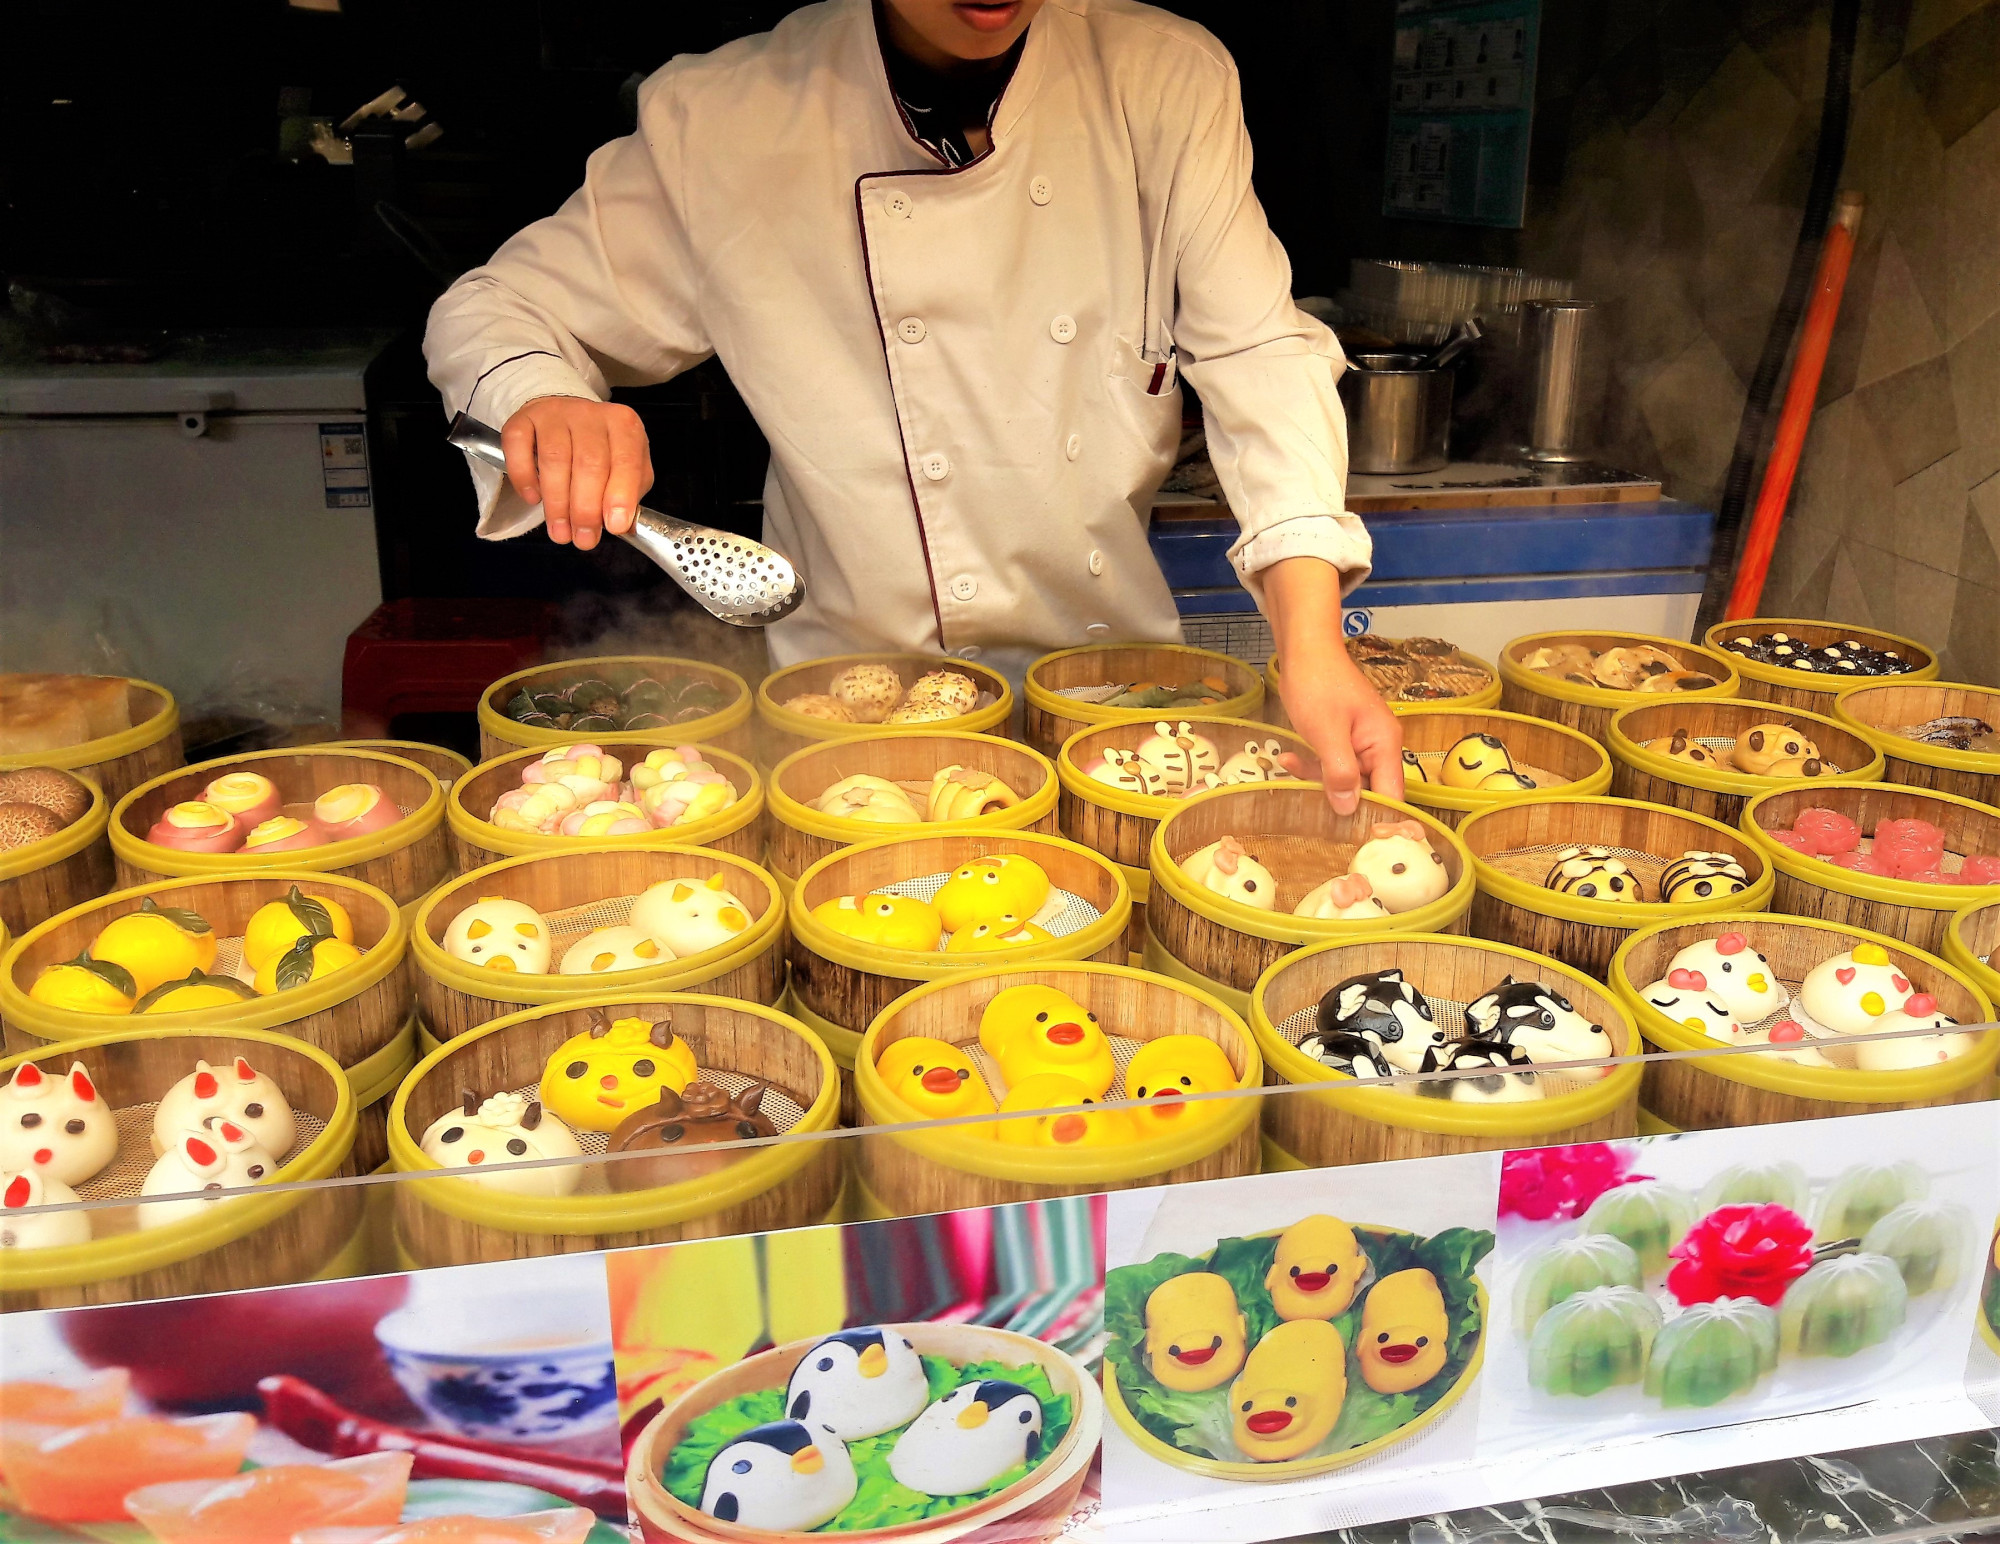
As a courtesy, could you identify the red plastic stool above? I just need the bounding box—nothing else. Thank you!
[341,598,554,740]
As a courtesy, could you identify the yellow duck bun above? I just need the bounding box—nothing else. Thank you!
[1357,1268,1450,1394]
[1229,1319,1347,1462]
[1264,1214,1369,1321]
[1144,1272,1248,1393]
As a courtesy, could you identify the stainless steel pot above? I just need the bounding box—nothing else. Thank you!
[1338,352,1453,474]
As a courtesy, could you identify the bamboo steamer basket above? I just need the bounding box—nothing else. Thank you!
[0,1025,360,1310]
[768,732,1059,895]
[1251,934,1640,1167]
[1612,914,1997,1131]
[1396,706,1613,830]
[387,991,841,1265]
[788,832,1130,1083]
[628,1320,1100,1544]
[449,738,764,873]
[1945,901,2000,1011]
[0,677,183,806]
[1023,643,1262,758]
[1497,631,1740,740]
[1740,783,2000,955]
[414,845,787,1040]
[854,962,1261,1216]
[1265,646,1503,731]
[1606,698,1883,829]
[109,748,450,911]
[757,653,1014,767]
[479,655,754,761]
[0,773,112,936]
[1701,619,1939,712]
[1834,681,2000,809]
[328,740,474,792]
[1146,785,1475,1015]
[1455,795,1775,980]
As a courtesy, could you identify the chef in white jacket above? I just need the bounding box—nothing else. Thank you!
[426,0,1404,810]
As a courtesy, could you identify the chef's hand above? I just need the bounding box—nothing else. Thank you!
[1262,557,1404,815]
[502,397,655,551]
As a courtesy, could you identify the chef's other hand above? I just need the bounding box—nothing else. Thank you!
[502,397,654,551]
[1262,557,1405,816]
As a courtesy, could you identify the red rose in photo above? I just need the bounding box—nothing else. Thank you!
[1667,1203,1814,1306]
[1500,1143,1646,1222]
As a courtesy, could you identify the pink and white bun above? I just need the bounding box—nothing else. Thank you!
[312,783,401,841]
[520,747,623,805]
[200,772,283,828]
[560,801,652,838]
[240,815,326,853]
[146,801,244,853]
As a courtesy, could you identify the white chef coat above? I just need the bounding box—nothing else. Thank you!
[425,0,1371,678]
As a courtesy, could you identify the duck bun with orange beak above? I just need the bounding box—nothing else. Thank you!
[1357,1268,1450,1394]
[977,984,1115,1098]
[1228,1319,1347,1462]
[1124,1035,1239,1128]
[783,1327,929,1440]
[1144,1271,1248,1392]
[1264,1213,1369,1320]
[700,1419,856,1532]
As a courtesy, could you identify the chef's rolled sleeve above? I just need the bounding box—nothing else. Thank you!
[1229,512,1374,599]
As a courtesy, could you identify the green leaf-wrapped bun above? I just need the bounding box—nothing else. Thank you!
[1698,1160,1810,1216]
[1516,1234,1645,1334]
[1781,1253,1909,1357]
[1862,1201,1972,1297]
[1643,1297,1779,1408]
[1580,1181,1698,1276]
[1815,1161,1929,1243]
[1529,1285,1661,1397]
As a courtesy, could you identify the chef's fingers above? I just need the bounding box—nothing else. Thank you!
[500,415,544,514]
[1314,726,1363,816]
[1349,696,1407,805]
[602,406,649,537]
[535,422,577,546]
[565,423,613,552]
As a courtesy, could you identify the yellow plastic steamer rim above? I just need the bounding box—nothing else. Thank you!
[1148,787,1476,946]
[769,732,1059,845]
[412,844,787,1002]
[0,1025,357,1289]
[1498,630,1742,708]
[0,772,108,883]
[1741,785,2000,910]
[109,748,445,875]
[854,960,1262,1184]
[1610,913,1999,1103]
[1606,701,1886,798]
[1393,705,1615,812]
[0,677,179,773]
[758,653,1014,739]
[479,655,753,746]
[1701,619,1940,687]
[385,991,840,1233]
[789,831,1130,979]
[1457,795,1777,926]
[0,869,409,1037]
[448,739,765,856]
[1249,932,1644,1136]
[1024,643,1263,724]
[1834,682,2000,777]
[1945,902,2000,1006]
[1055,717,1313,821]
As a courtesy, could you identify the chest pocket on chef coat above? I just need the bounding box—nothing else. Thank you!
[1104,336,1182,462]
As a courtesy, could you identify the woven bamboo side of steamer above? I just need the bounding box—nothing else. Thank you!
[1606,698,1882,828]
[1614,915,1996,1130]
[756,654,1015,767]
[1701,620,1940,713]
[1497,631,1740,741]
[1835,682,2000,809]
[1023,645,1263,758]
[1945,902,2000,1012]
[391,995,842,1265]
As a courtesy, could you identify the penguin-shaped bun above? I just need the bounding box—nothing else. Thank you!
[888,1379,1044,1497]
[699,1419,857,1531]
[783,1326,929,1440]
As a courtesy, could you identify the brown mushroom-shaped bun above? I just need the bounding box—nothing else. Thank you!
[0,801,65,851]
[0,767,91,827]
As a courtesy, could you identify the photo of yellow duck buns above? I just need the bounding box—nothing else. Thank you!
[1145,1272,1248,1392]
[1124,1035,1238,1126]
[1264,1214,1369,1320]
[1357,1268,1450,1394]
[875,1036,999,1126]
[977,984,1116,1098]
[1228,1319,1348,1462]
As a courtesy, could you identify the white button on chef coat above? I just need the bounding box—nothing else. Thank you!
[1065,433,1081,460]
[1088,549,1104,575]
[950,575,978,601]
[1049,315,1077,344]
[896,316,926,344]
[956,645,983,660]
[428,0,1369,676]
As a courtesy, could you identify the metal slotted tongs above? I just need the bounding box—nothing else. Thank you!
[446,412,805,626]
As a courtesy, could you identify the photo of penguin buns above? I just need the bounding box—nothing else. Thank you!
[151,1056,296,1158]
[1357,1269,1450,1394]
[420,1090,583,1197]
[1419,1039,1543,1103]
[1179,835,1279,911]
[1144,1272,1249,1392]
[1264,1214,1369,1320]
[1228,1319,1348,1462]
[1292,872,1391,921]
[1544,847,1645,902]
[1439,732,1516,790]
[1311,968,1448,1073]
[1665,931,1789,1020]
[1134,721,1220,794]
[977,984,1116,1098]
[1124,1035,1239,1126]
[1346,820,1452,913]
[783,1327,930,1439]
[537,1009,698,1132]
[698,1419,857,1532]
[0,1062,119,1188]
[1798,942,1915,1036]
[1730,723,1820,777]
[1645,729,1722,768]
[1462,978,1612,1076]
[1638,969,1742,1041]
[1660,850,1750,905]
[888,1380,1045,1497]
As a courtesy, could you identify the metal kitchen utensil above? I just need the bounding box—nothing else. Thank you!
[1518,299,1596,463]
[446,412,804,626]
[1338,352,1453,474]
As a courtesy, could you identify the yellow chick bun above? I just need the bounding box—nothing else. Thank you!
[977,984,1115,1098]
[933,854,1051,934]
[811,892,944,952]
[1357,1268,1450,1394]
[1229,1319,1347,1462]
[28,951,137,1015]
[995,1074,1137,1148]
[875,1036,999,1126]
[90,898,217,996]
[252,934,364,996]
[539,1010,699,1132]
[1124,1036,1239,1128]
[943,916,1053,953]
[1264,1214,1368,1321]
[1144,1272,1248,1392]
[243,885,355,973]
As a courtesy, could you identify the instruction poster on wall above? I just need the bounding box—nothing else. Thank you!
[1385,0,1540,226]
